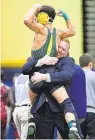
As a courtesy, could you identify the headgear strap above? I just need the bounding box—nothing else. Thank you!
[37,12,53,25]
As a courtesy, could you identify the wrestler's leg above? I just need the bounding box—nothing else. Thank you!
[52,86,75,121]
[28,66,56,104]
[55,113,83,139]
[28,89,37,104]
[27,88,38,139]
[28,79,44,104]
[51,86,81,139]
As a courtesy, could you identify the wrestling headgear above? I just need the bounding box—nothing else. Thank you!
[37,12,53,25]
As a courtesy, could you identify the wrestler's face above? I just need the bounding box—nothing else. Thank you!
[33,16,38,22]
[57,40,69,58]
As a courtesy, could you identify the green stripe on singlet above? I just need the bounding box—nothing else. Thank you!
[31,27,57,60]
[50,28,57,57]
[46,28,57,57]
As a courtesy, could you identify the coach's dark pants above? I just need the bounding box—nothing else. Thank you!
[33,102,83,139]
[81,112,95,139]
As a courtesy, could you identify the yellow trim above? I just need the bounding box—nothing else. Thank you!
[46,35,52,55]
[1,60,26,68]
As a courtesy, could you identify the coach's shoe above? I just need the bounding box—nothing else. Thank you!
[68,127,81,139]
[27,122,36,139]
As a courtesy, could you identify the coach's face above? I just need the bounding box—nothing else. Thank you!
[57,40,70,58]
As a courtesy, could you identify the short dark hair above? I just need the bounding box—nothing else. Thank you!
[79,53,93,67]
[37,5,56,22]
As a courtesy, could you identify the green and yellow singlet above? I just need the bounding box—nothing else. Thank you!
[31,27,57,60]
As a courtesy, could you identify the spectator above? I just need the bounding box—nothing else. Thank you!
[6,73,20,139]
[12,66,31,139]
[79,53,95,139]
[12,73,30,139]
[0,69,14,139]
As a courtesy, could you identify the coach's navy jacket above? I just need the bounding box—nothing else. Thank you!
[21,57,86,118]
[22,56,74,85]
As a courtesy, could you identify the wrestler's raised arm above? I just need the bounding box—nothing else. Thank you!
[56,10,76,38]
[24,4,45,34]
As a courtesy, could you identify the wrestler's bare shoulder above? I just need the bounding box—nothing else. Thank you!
[32,27,48,50]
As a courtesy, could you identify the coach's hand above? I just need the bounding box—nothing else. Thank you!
[39,55,58,66]
[31,72,47,84]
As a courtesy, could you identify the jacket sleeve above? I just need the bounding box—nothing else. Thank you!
[49,57,74,84]
[21,58,38,75]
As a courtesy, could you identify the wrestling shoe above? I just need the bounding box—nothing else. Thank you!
[27,122,36,139]
[68,127,81,139]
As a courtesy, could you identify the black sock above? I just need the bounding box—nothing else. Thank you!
[59,98,75,115]
[59,98,77,129]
